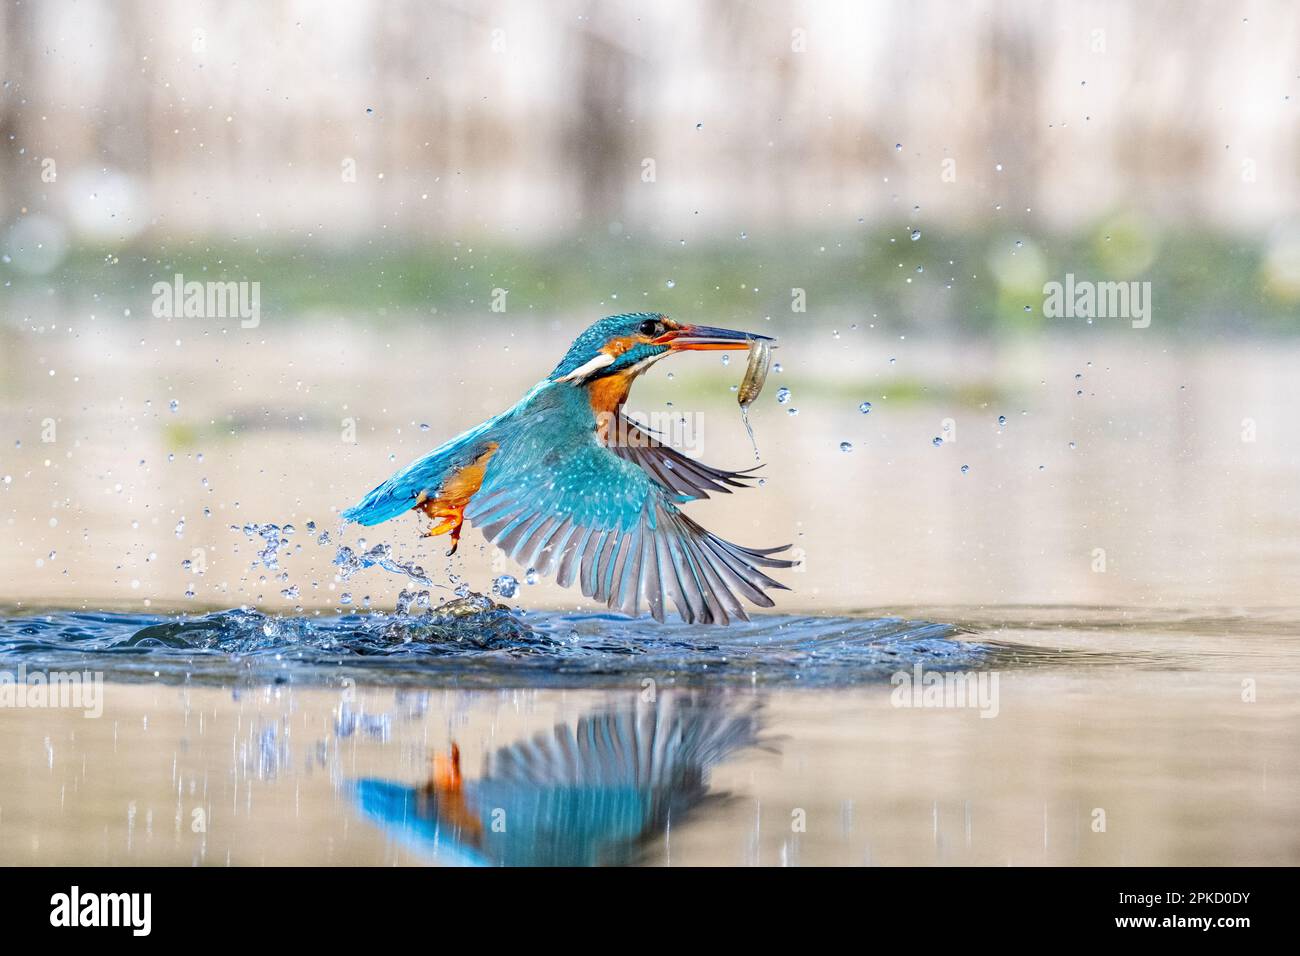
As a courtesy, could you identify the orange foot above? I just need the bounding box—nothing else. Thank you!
[418,500,466,556]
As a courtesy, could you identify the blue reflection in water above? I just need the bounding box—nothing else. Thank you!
[351,693,762,866]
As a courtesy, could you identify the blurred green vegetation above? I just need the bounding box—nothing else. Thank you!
[10,218,1298,335]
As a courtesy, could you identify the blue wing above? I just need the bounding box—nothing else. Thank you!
[465,384,791,624]
[610,413,762,500]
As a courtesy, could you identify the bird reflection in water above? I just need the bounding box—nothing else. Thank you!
[351,692,763,866]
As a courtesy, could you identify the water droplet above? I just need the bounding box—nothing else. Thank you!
[960,464,970,474]
[859,401,872,414]
[721,354,730,366]
[525,568,538,585]
[839,441,853,453]
[894,143,903,151]
[910,229,921,241]
[997,415,1007,426]
[665,279,675,288]
[776,387,791,405]
[339,592,353,605]
[492,574,518,598]
[168,399,179,413]
[932,436,944,447]
[787,407,799,416]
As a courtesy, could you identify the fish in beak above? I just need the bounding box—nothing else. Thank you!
[654,324,774,351]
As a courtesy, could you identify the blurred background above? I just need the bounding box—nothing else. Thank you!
[2,0,1299,611]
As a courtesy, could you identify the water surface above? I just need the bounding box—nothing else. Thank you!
[1,604,1295,866]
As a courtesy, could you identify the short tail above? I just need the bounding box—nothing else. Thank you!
[341,477,418,526]
[342,442,468,526]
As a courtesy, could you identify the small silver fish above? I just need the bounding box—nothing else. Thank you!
[737,340,772,409]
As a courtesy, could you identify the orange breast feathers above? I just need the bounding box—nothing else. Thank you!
[588,371,635,418]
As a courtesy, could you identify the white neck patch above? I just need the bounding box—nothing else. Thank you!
[557,351,615,383]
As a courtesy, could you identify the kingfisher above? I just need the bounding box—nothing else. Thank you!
[342,312,792,624]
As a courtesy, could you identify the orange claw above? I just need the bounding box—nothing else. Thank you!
[418,501,466,556]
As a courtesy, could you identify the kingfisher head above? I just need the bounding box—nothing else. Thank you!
[550,312,771,385]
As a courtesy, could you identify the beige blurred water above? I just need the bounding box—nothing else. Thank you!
[1,316,1299,866]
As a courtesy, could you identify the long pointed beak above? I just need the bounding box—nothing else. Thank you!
[654,324,774,351]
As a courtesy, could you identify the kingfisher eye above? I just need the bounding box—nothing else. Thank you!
[639,319,665,337]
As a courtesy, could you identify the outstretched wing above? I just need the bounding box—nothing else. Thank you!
[465,404,791,625]
[608,414,761,501]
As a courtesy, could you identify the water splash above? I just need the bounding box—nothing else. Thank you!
[394,588,432,615]
[0,607,985,689]
[237,522,291,571]
[332,542,434,589]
